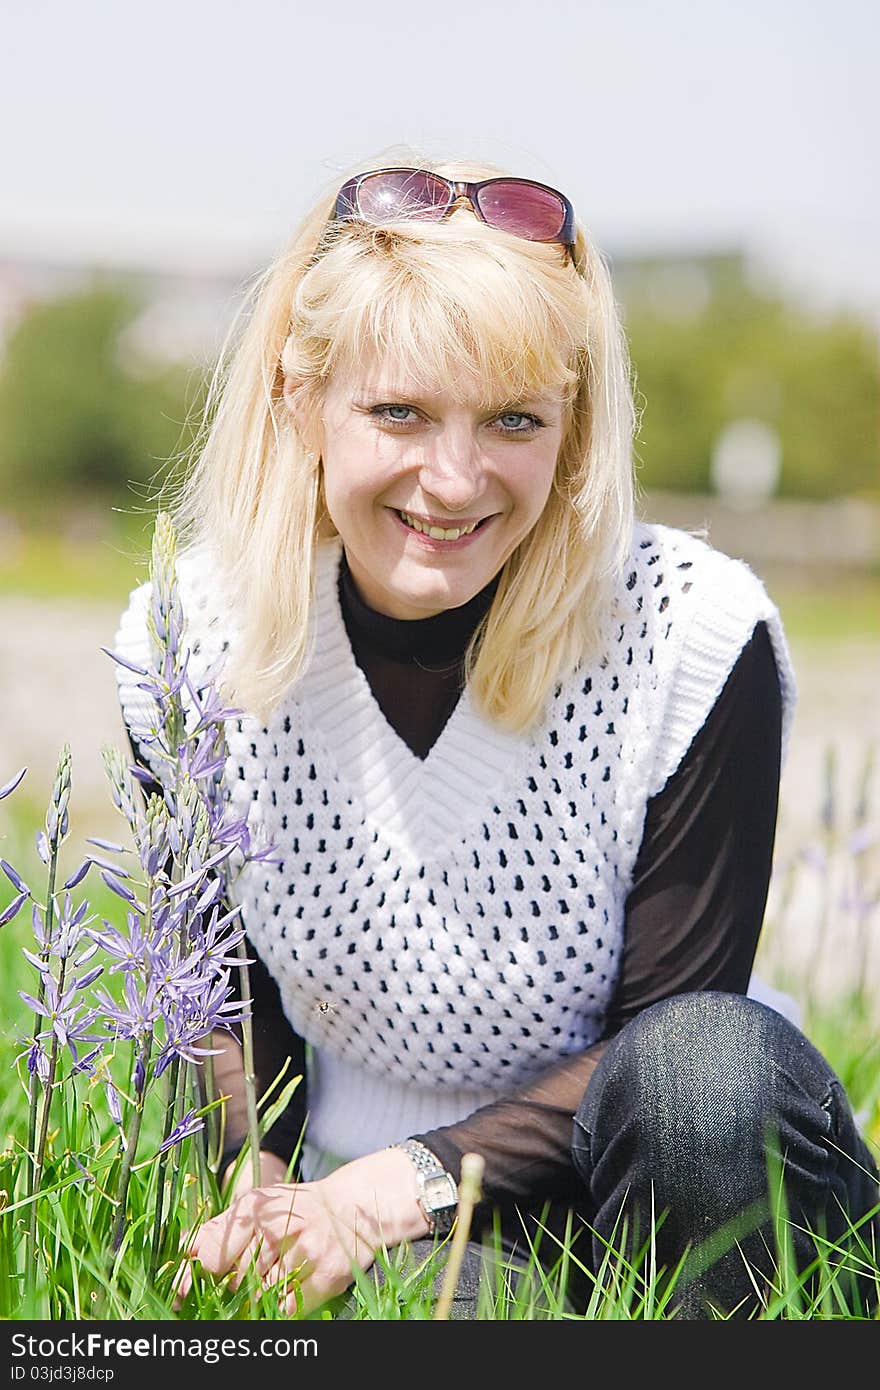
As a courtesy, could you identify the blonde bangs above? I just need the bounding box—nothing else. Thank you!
[290,220,586,412]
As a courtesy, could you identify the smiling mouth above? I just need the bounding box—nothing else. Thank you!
[396,509,489,541]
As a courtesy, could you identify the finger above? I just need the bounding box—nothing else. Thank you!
[256,1238,295,1279]
[256,1256,302,1314]
[228,1236,264,1292]
[282,1272,319,1320]
[172,1258,193,1307]
[190,1205,258,1276]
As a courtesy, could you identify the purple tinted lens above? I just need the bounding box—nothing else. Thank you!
[476,182,565,241]
[357,170,451,223]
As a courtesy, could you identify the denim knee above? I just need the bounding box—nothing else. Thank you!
[569,991,879,1316]
[571,989,878,1252]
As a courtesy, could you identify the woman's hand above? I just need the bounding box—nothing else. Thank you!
[175,1146,430,1316]
[222,1148,290,1200]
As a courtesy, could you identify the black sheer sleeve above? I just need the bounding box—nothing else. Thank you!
[412,620,783,1208]
[124,731,308,1175]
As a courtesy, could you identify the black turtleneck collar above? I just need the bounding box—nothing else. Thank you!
[338,548,500,666]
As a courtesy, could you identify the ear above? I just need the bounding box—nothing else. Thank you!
[281,372,306,418]
[282,374,322,454]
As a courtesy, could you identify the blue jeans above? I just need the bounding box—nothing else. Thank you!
[568,991,880,1317]
[364,992,879,1319]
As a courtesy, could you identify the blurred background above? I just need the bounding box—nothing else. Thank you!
[1,0,877,1003]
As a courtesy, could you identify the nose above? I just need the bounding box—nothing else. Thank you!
[417,430,488,513]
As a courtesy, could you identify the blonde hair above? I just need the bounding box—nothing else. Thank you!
[158,146,637,732]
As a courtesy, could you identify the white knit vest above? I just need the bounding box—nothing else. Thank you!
[114,522,797,1176]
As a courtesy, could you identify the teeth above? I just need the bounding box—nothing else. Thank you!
[398,510,481,541]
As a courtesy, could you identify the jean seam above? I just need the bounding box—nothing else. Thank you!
[766,1051,836,1141]
[820,1079,845,1144]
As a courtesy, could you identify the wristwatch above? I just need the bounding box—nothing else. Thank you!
[393,1139,459,1236]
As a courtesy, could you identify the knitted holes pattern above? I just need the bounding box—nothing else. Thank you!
[113,523,795,1092]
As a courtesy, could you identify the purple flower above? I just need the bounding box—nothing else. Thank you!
[75,965,104,992]
[88,511,273,1115]
[0,766,27,801]
[70,1045,103,1077]
[167,844,234,897]
[147,944,207,1004]
[100,647,149,678]
[87,917,150,974]
[0,891,28,929]
[100,869,141,907]
[105,1079,124,1127]
[157,1107,205,1154]
[31,902,48,950]
[45,747,72,848]
[95,974,160,1043]
[86,837,128,854]
[88,855,132,877]
[25,1041,50,1084]
[1,859,30,896]
[194,904,248,973]
[848,824,879,856]
[19,976,103,1062]
[133,1053,147,1095]
[21,947,50,974]
[63,860,92,890]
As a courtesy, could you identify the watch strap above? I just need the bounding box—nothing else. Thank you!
[393,1139,458,1236]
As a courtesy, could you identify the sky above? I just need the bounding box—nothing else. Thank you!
[2,0,879,329]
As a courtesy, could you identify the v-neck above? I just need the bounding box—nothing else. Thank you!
[337,548,500,761]
[291,539,528,858]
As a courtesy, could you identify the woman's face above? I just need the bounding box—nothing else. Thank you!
[291,351,565,620]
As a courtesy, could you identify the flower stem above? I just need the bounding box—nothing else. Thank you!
[235,938,261,1189]
[433,1153,485,1321]
[110,1030,154,1255]
[26,862,58,1200]
[24,854,60,1300]
[31,955,69,1196]
[203,1053,221,1169]
[159,1057,191,1264]
[148,1052,182,1275]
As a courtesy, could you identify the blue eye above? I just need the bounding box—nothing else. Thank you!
[496,412,542,433]
[371,405,417,426]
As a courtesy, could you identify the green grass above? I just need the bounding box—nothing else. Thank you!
[769,570,880,647]
[0,508,157,602]
[1,787,878,1322]
[1,498,878,1320]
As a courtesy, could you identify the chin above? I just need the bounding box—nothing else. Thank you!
[389,575,474,618]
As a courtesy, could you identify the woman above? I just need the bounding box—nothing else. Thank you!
[113,153,879,1319]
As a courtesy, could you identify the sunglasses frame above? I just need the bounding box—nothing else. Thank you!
[333,167,577,256]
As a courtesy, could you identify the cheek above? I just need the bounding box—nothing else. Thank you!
[321,458,392,541]
[321,433,403,506]
[512,451,559,525]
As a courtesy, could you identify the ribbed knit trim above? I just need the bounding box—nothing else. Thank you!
[646,525,797,797]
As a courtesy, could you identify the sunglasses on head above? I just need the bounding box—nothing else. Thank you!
[332,167,577,258]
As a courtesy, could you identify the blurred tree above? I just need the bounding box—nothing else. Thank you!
[0,279,206,526]
[2,264,876,519]
[621,263,880,500]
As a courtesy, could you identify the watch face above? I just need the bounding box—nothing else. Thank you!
[423,1172,458,1212]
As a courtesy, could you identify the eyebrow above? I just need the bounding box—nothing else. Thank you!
[354,384,563,409]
